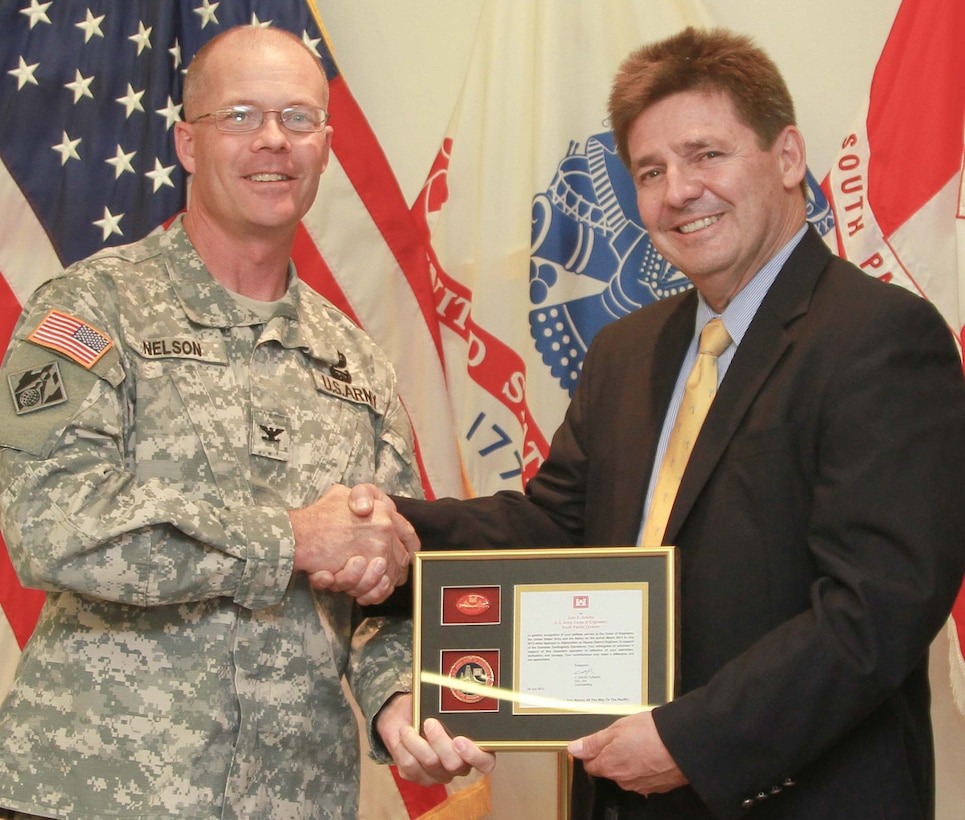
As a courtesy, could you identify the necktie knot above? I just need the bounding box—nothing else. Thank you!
[699,318,732,359]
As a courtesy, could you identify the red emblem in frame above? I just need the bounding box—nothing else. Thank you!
[442,586,501,624]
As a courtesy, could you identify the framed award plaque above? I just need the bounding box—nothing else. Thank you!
[413,546,676,750]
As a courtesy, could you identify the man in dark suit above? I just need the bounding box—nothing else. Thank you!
[343,27,965,817]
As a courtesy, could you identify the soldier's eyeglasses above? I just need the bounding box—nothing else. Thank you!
[190,105,329,133]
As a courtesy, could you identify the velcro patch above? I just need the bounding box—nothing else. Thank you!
[137,336,224,363]
[8,361,68,415]
[27,309,113,369]
[313,369,380,413]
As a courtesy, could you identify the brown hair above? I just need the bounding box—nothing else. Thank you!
[608,27,796,168]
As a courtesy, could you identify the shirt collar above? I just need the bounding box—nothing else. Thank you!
[694,224,808,344]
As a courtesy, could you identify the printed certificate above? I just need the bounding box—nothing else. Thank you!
[514,583,647,713]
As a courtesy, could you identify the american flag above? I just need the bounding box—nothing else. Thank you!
[27,309,113,367]
[1,2,465,816]
[4,1,185,264]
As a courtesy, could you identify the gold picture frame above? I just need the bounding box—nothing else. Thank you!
[413,546,676,750]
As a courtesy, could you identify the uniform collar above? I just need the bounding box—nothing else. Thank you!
[159,216,339,365]
[161,215,300,329]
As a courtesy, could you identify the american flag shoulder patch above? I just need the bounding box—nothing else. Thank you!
[27,310,114,369]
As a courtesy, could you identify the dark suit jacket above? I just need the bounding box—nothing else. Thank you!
[395,228,965,818]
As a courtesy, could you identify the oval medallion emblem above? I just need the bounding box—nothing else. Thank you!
[456,592,491,616]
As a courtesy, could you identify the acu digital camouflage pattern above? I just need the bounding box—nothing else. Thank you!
[0,217,421,819]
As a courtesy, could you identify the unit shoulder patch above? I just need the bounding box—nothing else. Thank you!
[7,361,68,414]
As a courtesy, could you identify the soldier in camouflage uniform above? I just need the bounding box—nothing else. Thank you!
[0,26,425,819]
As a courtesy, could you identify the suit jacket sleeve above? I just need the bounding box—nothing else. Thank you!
[393,362,603,550]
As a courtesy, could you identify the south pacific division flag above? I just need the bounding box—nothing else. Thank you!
[820,0,965,715]
[0,2,470,817]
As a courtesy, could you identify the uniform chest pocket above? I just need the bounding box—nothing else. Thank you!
[248,365,384,507]
[134,366,248,489]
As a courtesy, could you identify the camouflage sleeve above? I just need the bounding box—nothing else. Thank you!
[349,614,413,763]
[0,279,293,611]
[345,385,422,761]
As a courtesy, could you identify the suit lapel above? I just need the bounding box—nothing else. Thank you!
[663,228,831,543]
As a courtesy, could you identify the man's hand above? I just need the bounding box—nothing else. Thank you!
[289,484,418,604]
[306,484,420,604]
[567,711,687,795]
[376,694,496,787]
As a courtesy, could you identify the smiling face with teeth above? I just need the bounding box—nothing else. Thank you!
[627,89,807,311]
[175,28,332,246]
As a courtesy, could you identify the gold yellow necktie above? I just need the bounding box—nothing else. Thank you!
[640,318,732,546]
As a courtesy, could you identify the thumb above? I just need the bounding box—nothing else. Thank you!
[307,569,336,589]
[348,483,380,516]
[567,730,603,760]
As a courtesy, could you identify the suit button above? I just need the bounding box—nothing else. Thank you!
[741,798,756,810]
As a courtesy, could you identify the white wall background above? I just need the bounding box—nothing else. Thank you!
[321,0,903,206]
[319,2,965,817]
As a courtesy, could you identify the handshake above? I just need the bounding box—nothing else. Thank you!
[288,483,418,605]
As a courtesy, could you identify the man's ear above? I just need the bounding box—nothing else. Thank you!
[777,124,807,191]
[318,125,333,175]
[174,121,197,176]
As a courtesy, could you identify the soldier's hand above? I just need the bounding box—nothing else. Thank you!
[306,484,419,604]
[376,694,496,786]
[289,484,418,599]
